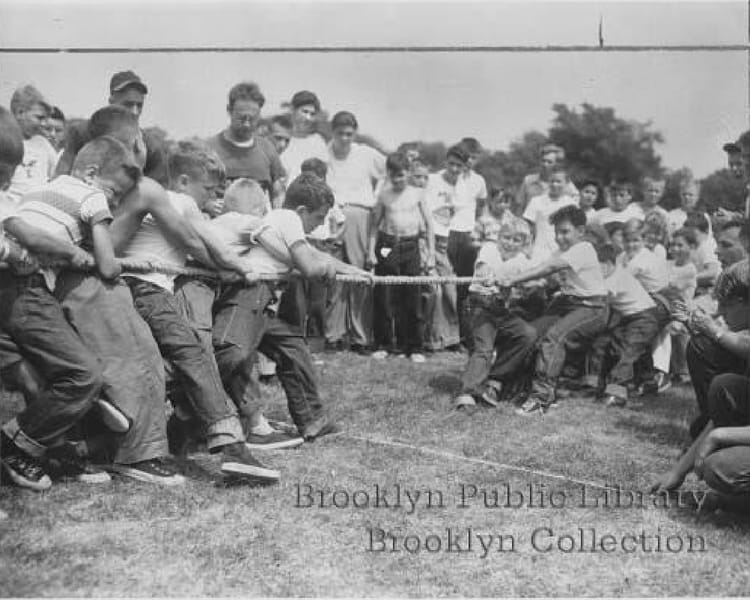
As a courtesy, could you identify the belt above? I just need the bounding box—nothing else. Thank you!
[377,232,420,244]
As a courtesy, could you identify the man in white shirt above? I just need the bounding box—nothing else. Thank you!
[514,143,579,215]
[280,91,328,183]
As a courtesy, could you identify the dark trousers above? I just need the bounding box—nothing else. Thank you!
[0,273,101,456]
[687,332,748,438]
[373,233,423,353]
[588,307,660,395]
[447,230,478,343]
[124,277,242,449]
[530,295,609,404]
[460,295,538,397]
[213,282,325,433]
[702,374,750,497]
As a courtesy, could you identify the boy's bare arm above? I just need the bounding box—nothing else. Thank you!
[505,256,567,286]
[368,198,385,267]
[91,222,122,279]
[4,217,86,262]
[418,195,435,266]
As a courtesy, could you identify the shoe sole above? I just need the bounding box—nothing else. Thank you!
[1,461,52,492]
[245,438,304,450]
[105,464,186,486]
[220,462,280,480]
[97,400,130,433]
[75,472,112,484]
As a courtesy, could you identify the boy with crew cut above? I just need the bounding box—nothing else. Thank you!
[1,134,146,489]
[501,205,609,415]
[593,181,644,227]
[212,173,370,440]
[368,152,434,361]
[119,139,288,481]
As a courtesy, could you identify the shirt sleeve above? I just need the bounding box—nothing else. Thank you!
[559,242,592,272]
[79,190,113,225]
[370,147,387,182]
[477,174,488,200]
[275,210,307,249]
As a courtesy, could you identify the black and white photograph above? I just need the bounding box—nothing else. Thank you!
[0,0,748,595]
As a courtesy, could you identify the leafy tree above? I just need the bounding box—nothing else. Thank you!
[661,167,694,210]
[699,168,746,213]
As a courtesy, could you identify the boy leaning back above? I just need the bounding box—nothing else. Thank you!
[501,205,609,415]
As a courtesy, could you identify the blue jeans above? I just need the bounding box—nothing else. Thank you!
[213,282,326,433]
[0,272,102,457]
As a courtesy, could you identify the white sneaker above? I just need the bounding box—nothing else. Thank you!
[371,350,388,360]
[410,353,426,364]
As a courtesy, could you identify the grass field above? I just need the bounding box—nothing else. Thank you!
[1,349,750,597]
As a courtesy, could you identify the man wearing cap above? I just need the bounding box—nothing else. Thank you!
[7,84,58,203]
[55,70,167,185]
[723,141,744,180]
[280,91,328,182]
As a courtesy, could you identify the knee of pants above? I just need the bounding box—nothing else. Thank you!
[702,452,750,496]
[707,373,750,425]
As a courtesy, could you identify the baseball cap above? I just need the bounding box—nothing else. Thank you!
[291,90,320,112]
[723,141,741,154]
[109,70,148,94]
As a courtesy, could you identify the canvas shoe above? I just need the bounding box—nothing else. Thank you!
[480,381,503,407]
[220,443,280,481]
[410,353,426,364]
[371,350,388,360]
[245,430,304,450]
[108,458,186,486]
[302,417,342,441]
[2,452,52,491]
[515,397,548,416]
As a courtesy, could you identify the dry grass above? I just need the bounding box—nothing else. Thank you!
[2,350,750,596]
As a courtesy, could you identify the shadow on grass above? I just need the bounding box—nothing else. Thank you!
[427,372,462,396]
[611,415,687,448]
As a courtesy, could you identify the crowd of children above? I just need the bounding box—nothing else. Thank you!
[0,72,749,512]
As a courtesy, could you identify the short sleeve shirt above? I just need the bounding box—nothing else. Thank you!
[207,133,285,193]
[451,171,487,232]
[592,203,645,226]
[243,209,307,274]
[605,266,656,316]
[523,193,578,262]
[617,247,668,293]
[424,172,457,237]
[7,135,59,203]
[555,241,607,298]
[326,143,386,209]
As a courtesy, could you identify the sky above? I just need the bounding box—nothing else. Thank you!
[0,0,747,178]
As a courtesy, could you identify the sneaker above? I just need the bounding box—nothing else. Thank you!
[515,397,548,416]
[351,344,372,356]
[302,417,342,441]
[656,371,672,393]
[108,458,186,486]
[454,393,477,411]
[480,381,502,407]
[46,443,111,484]
[410,353,426,364]
[96,399,130,433]
[220,443,280,481]
[371,350,388,360]
[245,430,304,450]
[2,453,52,491]
[605,395,627,408]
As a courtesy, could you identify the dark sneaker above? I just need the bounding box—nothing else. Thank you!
[47,443,111,484]
[245,431,304,450]
[108,458,186,486]
[515,397,548,416]
[2,453,52,491]
[302,417,342,441]
[96,399,130,433]
[220,443,280,481]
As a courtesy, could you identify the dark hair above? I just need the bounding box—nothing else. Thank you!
[446,143,469,165]
[49,106,65,122]
[721,218,750,250]
[386,152,410,174]
[460,137,482,155]
[671,227,698,247]
[579,178,601,194]
[596,243,618,264]
[722,218,749,232]
[88,105,138,140]
[612,180,634,195]
[684,210,709,233]
[331,111,358,131]
[585,223,610,248]
[0,106,24,188]
[550,205,586,228]
[72,135,141,183]
[227,82,265,111]
[271,114,293,130]
[284,172,334,212]
[300,157,328,180]
[290,90,320,112]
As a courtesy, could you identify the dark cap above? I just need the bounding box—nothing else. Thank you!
[290,90,320,112]
[109,70,148,94]
[723,141,741,154]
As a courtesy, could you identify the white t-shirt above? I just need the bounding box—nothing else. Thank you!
[241,208,307,274]
[523,193,578,262]
[326,143,386,209]
[424,172,457,238]
[210,211,264,253]
[605,265,656,316]
[8,135,58,203]
[667,260,697,305]
[691,238,720,274]
[616,246,668,294]
[592,203,644,226]
[556,241,607,298]
[121,191,202,292]
[281,133,328,182]
[470,245,530,295]
[451,170,487,232]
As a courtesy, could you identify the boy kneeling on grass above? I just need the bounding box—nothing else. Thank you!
[499,205,609,416]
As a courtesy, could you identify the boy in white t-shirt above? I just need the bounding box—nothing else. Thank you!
[503,206,609,415]
[585,244,660,407]
[455,224,537,410]
[578,179,601,224]
[684,211,720,291]
[523,166,578,263]
[637,177,669,223]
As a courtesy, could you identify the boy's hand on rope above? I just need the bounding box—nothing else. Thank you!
[69,248,95,270]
